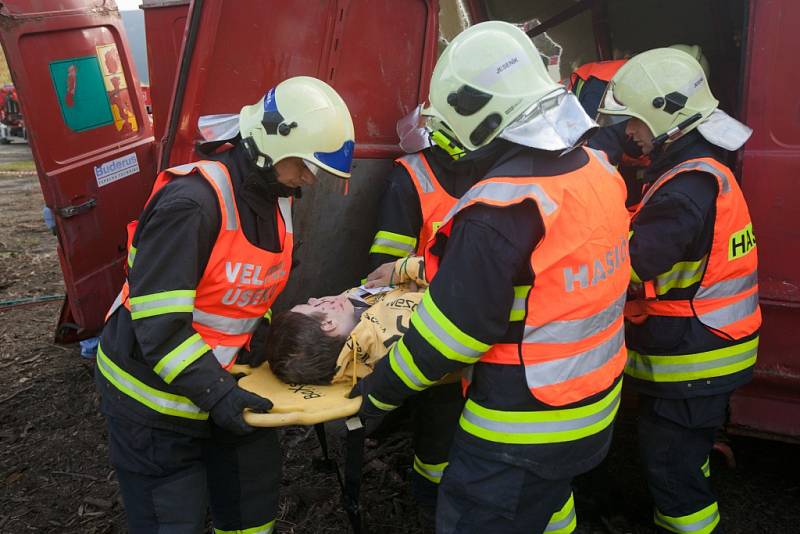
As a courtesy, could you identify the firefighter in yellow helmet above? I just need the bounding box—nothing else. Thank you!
[96,76,354,534]
[353,21,630,533]
[597,48,758,533]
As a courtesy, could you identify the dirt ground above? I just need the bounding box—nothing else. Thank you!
[0,144,798,533]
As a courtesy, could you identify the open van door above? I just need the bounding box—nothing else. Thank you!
[0,0,157,341]
[160,0,439,304]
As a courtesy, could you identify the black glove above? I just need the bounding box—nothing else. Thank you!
[209,385,273,435]
[348,379,390,436]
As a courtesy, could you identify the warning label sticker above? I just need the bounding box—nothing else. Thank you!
[94,153,140,187]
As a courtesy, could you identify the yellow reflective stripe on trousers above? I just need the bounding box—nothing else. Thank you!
[127,245,137,268]
[369,230,417,257]
[626,337,758,382]
[459,380,622,445]
[368,394,398,412]
[654,502,720,533]
[546,492,577,533]
[509,285,530,321]
[701,457,710,478]
[412,456,448,484]
[213,519,275,534]
[153,333,211,384]
[411,292,490,364]
[130,289,196,320]
[264,308,273,322]
[654,256,708,295]
[96,344,208,420]
[389,338,435,391]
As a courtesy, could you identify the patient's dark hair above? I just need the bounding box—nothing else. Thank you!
[263,311,348,385]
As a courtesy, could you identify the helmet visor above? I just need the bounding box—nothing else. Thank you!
[596,82,632,127]
[313,139,355,179]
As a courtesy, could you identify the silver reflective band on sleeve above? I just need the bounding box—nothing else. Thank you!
[524,325,624,389]
[655,256,707,293]
[278,197,293,234]
[96,344,208,420]
[170,162,238,231]
[698,291,759,330]
[524,292,625,344]
[586,147,618,175]
[212,345,241,368]
[130,294,196,317]
[193,309,261,335]
[154,334,210,384]
[415,299,486,362]
[643,160,731,206]
[371,235,416,255]
[443,180,559,225]
[696,272,758,300]
[402,153,435,193]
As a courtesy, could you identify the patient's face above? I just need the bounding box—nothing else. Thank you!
[291,293,358,337]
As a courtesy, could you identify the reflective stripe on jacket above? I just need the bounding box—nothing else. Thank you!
[425,147,630,412]
[106,160,292,375]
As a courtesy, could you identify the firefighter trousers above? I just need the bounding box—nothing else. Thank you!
[407,382,465,508]
[638,393,730,534]
[106,415,281,534]
[436,439,576,534]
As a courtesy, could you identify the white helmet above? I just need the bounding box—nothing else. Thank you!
[423,20,562,151]
[239,76,355,178]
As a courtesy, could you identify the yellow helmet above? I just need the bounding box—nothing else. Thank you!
[239,76,355,178]
[596,48,718,142]
[423,20,561,151]
[669,44,710,80]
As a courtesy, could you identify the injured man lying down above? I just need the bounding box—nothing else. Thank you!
[264,257,426,385]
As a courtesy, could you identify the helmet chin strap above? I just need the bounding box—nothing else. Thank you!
[241,136,275,171]
[650,112,703,155]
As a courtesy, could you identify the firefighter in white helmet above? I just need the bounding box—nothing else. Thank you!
[598,48,758,534]
[96,76,354,534]
[352,21,630,533]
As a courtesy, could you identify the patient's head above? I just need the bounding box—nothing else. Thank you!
[264,293,357,384]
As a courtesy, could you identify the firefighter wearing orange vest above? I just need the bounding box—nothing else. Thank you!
[597,48,758,533]
[366,105,510,512]
[95,77,354,534]
[353,22,630,533]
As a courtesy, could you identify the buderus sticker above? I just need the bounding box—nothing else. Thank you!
[94,152,139,187]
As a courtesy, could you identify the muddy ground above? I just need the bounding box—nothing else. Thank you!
[0,144,797,533]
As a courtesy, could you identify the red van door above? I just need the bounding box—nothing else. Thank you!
[0,1,157,340]
[732,0,800,441]
[159,0,439,303]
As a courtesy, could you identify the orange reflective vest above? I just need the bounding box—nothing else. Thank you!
[625,158,760,340]
[397,152,457,254]
[424,148,631,406]
[107,160,293,369]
